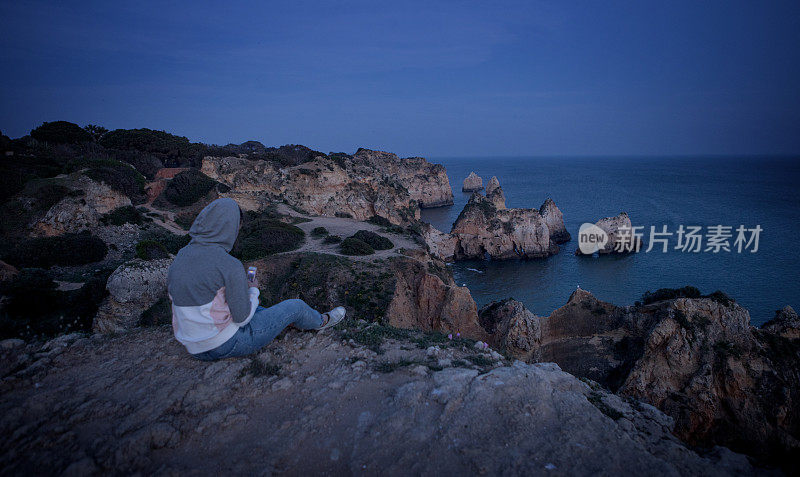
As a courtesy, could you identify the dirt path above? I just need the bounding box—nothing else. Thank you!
[275,204,425,261]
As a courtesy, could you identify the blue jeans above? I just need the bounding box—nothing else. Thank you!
[192,298,323,361]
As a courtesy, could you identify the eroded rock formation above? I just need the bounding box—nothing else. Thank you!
[478,289,800,467]
[421,178,570,261]
[202,148,453,225]
[540,198,571,243]
[576,212,641,255]
[461,171,483,192]
[386,258,489,341]
[30,175,131,237]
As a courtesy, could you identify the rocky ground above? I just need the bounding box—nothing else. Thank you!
[0,326,760,476]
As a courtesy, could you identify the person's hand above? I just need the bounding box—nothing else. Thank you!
[248,276,259,289]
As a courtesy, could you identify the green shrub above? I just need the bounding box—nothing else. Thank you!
[335,211,353,218]
[65,157,146,201]
[161,169,216,207]
[30,121,92,144]
[100,205,147,226]
[352,230,393,250]
[99,128,194,156]
[311,226,329,238]
[0,155,63,202]
[83,124,108,142]
[174,211,197,230]
[323,235,342,244]
[232,218,305,260]
[27,181,74,210]
[340,237,374,256]
[106,149,164,179]
[0,267,110,339]
[135,240,169,260]
[139,297,171,326]
[239,356,282,378]
[641,286,702,305]
[261,144,326,167]
[138,227,191,254]
[706,290,734,307]
[4,232,107,268]
[367,215,393,227]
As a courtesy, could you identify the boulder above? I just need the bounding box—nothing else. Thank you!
[93,258,172,333]
[461,171,483,192]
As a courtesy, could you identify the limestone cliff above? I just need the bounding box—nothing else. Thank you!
[202,149,452,225]
[349,149,454,208]
[477,290,800,467]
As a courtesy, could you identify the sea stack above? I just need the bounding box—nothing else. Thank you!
[575,212,641,255]
[448,177,568,260]
[462,171,483,192]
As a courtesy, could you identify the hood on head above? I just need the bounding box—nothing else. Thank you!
[188,198,241,251]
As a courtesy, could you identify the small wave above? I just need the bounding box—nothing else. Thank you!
[467,268,484,274]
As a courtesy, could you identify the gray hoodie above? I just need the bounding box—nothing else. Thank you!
[167,198,259,354]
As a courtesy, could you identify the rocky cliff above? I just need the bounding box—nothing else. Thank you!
[349,149,454,208]
[202,148,452,225]
[0,328,757,475]
[477,289,800,468]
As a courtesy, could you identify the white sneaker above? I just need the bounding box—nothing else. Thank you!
[317,306,346,331]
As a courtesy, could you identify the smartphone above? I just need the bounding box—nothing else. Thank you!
[247,266,257,282]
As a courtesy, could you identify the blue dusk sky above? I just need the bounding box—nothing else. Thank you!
[1,0,798,157]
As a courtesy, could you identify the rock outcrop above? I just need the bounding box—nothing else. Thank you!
[576,212,641,255]
[349,149,454,208]
[202,148,452,225]
[478,289,800,468]
[484,176,506,209]
[0,327,756,475]
[762,305,800,339]
[30,175,131,237]
[93,258,172,333]
[461,171,483,192]
[386,258,489,341]
[540,198,571,243]
[418,223,457,261]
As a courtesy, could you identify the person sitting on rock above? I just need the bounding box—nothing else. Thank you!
[167,198,345,361]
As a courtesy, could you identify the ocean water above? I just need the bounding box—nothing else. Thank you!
[420,156,800,326]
